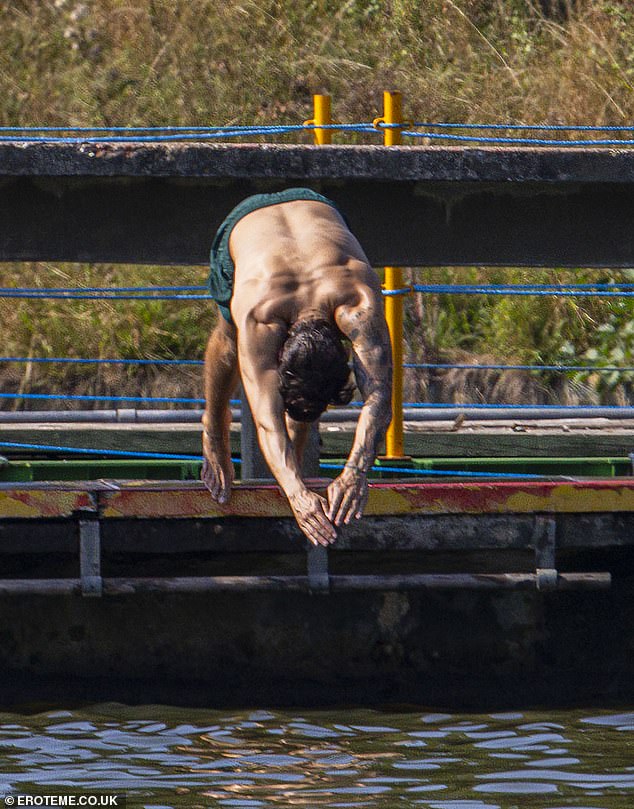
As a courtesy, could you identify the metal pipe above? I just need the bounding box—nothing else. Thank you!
[330,573,612,591]
[0,571,611,596]
[312,94,332,146]
[1,406,634,425]
[380,91,406,459]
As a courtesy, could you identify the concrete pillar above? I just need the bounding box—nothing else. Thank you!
[240,388,320,481]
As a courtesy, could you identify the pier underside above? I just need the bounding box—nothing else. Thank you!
[1,476,633,708]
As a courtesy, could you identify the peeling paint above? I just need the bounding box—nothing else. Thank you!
[3,479,634,520]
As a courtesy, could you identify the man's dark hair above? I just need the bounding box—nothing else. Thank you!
[278,319,354,422]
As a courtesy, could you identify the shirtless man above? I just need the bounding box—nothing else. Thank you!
[201,188,392,547]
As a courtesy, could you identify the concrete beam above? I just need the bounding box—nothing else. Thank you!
[4,479,634,521]
[1,144,634,266]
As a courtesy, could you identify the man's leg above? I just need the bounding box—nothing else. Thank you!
[202,316,239,503]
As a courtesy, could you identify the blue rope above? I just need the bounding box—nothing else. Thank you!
[0,124,372,134]
[382,287,413,297]
[0,392,205,405]
[0,123,377,144]
[319,462,546,480]
[404,362,634,373]
[4,121,634,145]
[0,286,206,293]
[4,283,634,301]
[0,357,631,375]
[412,283,634,297]
[425,282,634,290]
[0,441,544,479]
[396,403,631,411]
[3,123,634,134]
[2,391,632,410]
[0,440,204,461]
[0,292,211,300]
[403,130,634,146]
[17,287,634,299]
[0,357,203,366]
[0,391,243,406]
[413,122,634,132]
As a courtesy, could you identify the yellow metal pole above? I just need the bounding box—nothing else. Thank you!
[312,94,332,145]
[381,92,406,459]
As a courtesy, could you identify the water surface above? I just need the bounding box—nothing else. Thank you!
[0,704,632,808]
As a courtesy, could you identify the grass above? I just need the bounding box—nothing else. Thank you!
[1,0,634,407]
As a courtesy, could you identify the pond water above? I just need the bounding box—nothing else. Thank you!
[0,704,632,808]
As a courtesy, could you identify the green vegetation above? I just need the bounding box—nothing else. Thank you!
[1,0,634,406]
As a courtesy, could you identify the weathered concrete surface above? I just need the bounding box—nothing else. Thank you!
[0,498,632,707]
[4,479,634,520]
[3,142,634,181]
[1,144,634,265]
[0,584,632,708]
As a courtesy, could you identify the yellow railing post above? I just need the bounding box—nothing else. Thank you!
[306,94,332,145]
[379,91,406,459]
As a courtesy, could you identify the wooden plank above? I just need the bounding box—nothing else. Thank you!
[2,422,634,458]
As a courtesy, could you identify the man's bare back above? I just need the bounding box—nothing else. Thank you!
[202,192,392,546]
[230,200,372,326]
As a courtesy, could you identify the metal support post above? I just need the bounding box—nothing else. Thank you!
[79,519,103,597]
[306,94,332,145]
[240,386,272,481]
[240,386,320,481]
[534,515,558,591]
[307,545,330,592]
[376,91,407,459]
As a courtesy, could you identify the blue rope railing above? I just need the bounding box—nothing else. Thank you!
[2,121,634,146]
[3,123,632,134]
[2,279,633,405]
[411,283,634,297]
[0,356,204,366]
[2,357,632,374]
[413,123,634,132]
[404,363,634,373]
[5,283,634,300]
[402,131,634,146]
[0,392,206,405]
[0,440,548,479]
[1,391,632,413]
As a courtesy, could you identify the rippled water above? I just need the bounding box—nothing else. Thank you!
[0,704,632,808]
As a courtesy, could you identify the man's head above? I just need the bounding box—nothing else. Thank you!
[278,318,354,422]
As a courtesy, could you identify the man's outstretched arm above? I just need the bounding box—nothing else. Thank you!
[327,296,393,526]
[238,319,337,547]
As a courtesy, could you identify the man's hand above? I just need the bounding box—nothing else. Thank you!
[288,489,337,547]
[326,466,369,527]
[201,430,234,504]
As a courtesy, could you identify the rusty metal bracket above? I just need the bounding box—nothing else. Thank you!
[307,545,330,593]
[79,520,102,597]
[533,515,558,591]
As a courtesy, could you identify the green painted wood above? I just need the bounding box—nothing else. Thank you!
[0,455,630,482]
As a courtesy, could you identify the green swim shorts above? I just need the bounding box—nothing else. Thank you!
[208,188,342,324]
